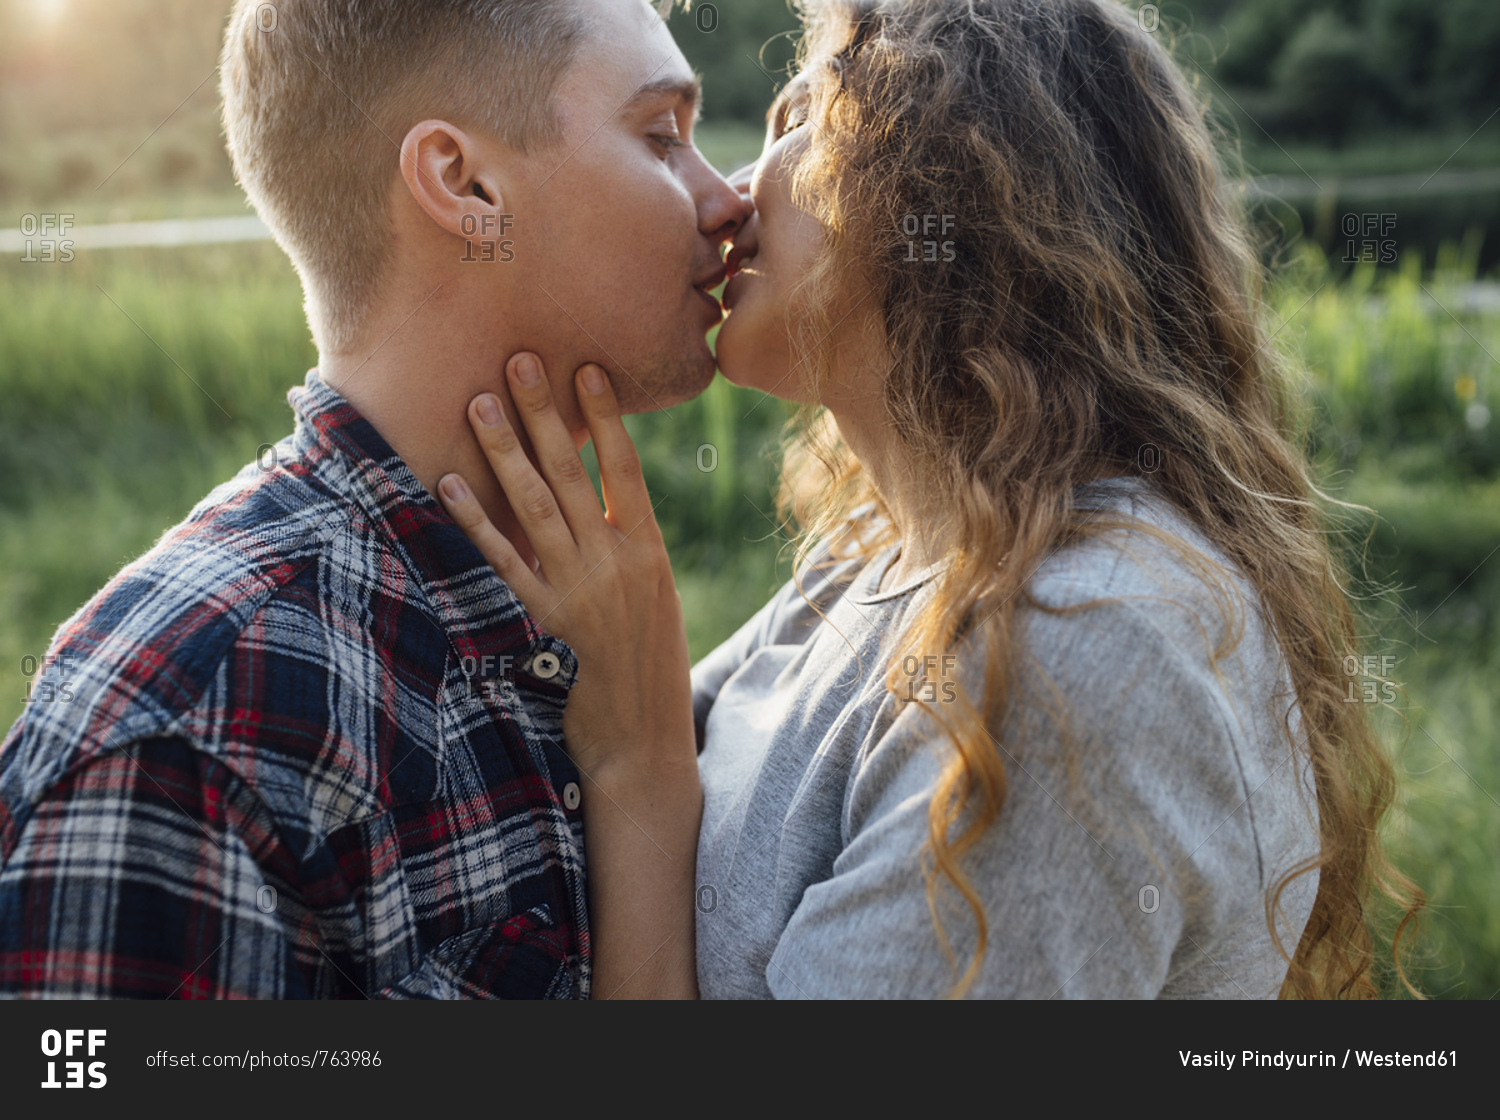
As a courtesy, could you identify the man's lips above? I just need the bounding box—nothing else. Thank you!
[693,264,729,319]
[694,264,728,292]
[696,285,723,319]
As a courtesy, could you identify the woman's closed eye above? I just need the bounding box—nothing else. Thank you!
[768,91,812,144]
[774,102,809,142]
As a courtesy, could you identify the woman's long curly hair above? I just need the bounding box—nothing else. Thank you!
[773,0,1422,997]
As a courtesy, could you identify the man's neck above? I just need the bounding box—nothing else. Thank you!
[318,304,557,572]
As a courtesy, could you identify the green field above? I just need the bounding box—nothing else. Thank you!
[1,229,1497,998]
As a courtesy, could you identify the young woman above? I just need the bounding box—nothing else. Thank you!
[438,0,1421,998]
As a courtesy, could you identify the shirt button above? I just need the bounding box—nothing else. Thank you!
[562,782,581,811]
[532,651,562,680]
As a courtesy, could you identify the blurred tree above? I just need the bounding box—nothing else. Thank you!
[1367,0,1443,126]
[1270,10,1389,143]
[4,0,230,135]
[1211,0,1497,137]
[1213,0,1322,86]
[1,0,1494,201]
[667,0,803,121]
[1432,0,1500,126]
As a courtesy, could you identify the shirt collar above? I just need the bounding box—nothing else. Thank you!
[286,369,576,688]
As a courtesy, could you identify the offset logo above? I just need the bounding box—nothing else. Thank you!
[40,1029,107,1089]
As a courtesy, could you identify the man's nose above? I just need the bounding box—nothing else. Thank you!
[697,156,754,244]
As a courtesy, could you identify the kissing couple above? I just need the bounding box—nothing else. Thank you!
[0,0,1419,999]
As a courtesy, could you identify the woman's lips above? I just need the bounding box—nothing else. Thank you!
[724,229,758,276]
[721,257,755,310]
[721,272,744,311]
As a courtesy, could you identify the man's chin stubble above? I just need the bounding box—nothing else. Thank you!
[612,352,717,415]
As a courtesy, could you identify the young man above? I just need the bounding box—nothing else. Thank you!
[0,0,746,998]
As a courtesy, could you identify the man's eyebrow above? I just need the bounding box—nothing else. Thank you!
[624,76,703,117]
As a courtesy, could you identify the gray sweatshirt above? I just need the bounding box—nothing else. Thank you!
[691,477,1320,998]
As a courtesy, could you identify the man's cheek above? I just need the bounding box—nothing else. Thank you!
[599,174,698,257]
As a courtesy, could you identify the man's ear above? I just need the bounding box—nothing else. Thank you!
[399,120,508,240]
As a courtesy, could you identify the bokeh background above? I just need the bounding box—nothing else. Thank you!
[1,0,1496,997]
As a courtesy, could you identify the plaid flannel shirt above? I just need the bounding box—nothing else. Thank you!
[0,371,590,998]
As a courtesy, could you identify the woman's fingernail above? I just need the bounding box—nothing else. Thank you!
[440,475,468,502]
[475,395,503,427]
[514,355,542,387]
[581,365,606,396]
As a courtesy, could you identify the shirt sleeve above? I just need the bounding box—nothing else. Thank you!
[763,595,1308,999]
[0,736,308,999]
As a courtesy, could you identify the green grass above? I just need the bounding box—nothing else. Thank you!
[1381,638,1500,999]
[1,231,1496,998]
[1329,464,1500,999]
[1284,237,1500,477]
[1230,127,1500,181]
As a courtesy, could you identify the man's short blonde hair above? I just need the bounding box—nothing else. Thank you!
[220,0,585,352]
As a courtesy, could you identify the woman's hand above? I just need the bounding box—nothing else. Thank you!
[437,352,696,780]
[437,352,700,999]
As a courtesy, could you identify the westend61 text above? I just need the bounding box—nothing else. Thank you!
[1180,1050,1458,1070]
